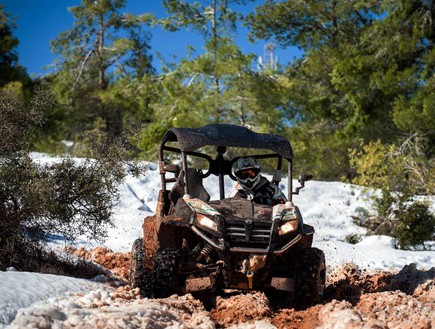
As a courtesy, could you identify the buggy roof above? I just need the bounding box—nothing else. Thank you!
[161,124,293,159]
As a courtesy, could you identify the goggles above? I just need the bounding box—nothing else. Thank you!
[236,168,260,180]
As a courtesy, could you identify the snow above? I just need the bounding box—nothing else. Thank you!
[0,270,106,327]
[1,154,434,328]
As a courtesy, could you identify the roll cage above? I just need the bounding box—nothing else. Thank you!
[157,124,304,212]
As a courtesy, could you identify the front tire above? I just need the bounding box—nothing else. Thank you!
[129,238,145,289]
[153,247,181,297]
[295,247,326,307]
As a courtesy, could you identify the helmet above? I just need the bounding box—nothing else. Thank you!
[233,157,261,191]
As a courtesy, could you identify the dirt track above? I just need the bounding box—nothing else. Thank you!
[63,247,435,328]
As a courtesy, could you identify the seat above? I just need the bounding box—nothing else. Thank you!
[168,168,210,208]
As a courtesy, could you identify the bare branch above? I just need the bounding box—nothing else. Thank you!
[73,49,94,91]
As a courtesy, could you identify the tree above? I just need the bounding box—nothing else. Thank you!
[247,0,435,182]
[247,1,381,178]
[138,0,292,159]
[159,0,255,122]
[0,5,32,95]
[50,0,155,139]
[247,0,379,50]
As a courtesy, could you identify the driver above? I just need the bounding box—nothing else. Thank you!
[231,157,287,206]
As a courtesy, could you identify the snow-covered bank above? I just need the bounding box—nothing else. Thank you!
[0,271,106,327]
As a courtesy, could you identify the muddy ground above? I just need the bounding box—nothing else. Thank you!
[64,247,434,328]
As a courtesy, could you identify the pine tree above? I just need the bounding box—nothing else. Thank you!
[138,0,291,159]
[0,5,32,94]
[50,0,155,139]
[247,0,434,182]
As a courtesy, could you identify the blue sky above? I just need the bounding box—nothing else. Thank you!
[2,0,303,76]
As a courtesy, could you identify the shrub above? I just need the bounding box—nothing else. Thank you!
[348,140,404,191]
[0,90,144,271]
[346,234,362,244]
[348,140,435,249]
[394,202,435,250]
[349,138,434,194]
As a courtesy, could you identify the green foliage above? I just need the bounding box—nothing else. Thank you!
[0,6,33,102]
[393,201,435,250]
[350,188,435,249]
[49,0,155,140]
[0,90,143,271]
[0,89,46,155]
[0,6,31,88]
[393,91,435,138]
[373,190,399,221]
[345,234,362,245]
[246,0,435,181]
[349,139,434,249]
[349,140,403,190]
[136,0,291,160]
[349,137,434,194]
[290,124,353,180]
[9,0,434,185]
[160,0,248,37]
[247,0,378,50]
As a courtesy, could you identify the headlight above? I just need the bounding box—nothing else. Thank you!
[196,213,217,231]
[278,220,298,235]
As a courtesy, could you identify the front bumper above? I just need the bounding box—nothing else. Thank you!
[191,225,303,254]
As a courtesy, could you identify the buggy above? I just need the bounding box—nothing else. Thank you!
[130,124,325,306]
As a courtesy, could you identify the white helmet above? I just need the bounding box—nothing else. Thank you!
[233,157,261,191]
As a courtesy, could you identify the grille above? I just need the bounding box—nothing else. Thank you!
[226,220,272,245]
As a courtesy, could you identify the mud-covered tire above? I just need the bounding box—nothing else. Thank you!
[153,247,181,297]
[295,247,326,307]
[265,288,294,309]
[263,258,294,307]
[129,238,145,289]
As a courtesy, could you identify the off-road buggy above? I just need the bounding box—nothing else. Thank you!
[130,124,325,306]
